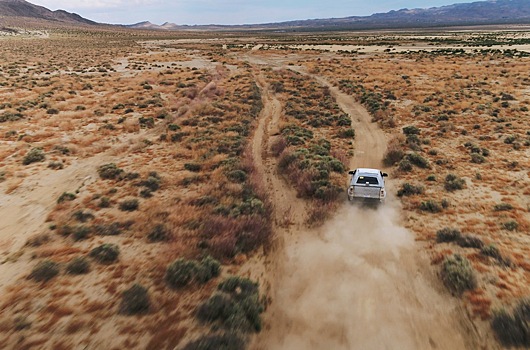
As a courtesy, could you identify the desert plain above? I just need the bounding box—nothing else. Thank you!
[0,25,529,349]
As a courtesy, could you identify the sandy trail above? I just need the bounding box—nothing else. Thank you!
[250,57,477,349]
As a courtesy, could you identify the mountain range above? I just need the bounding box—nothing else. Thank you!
[0,0,529,31]
[0,0,96,25]
[127,0,530,30]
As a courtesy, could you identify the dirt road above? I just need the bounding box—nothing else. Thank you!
[249,59,478,349]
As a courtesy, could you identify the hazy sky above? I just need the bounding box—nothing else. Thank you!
[30,0,476,25]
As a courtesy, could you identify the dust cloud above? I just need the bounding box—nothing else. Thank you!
[262,198,468,350]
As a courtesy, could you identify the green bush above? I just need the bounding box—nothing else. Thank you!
[502,220,519,231]
[227,170,247,183]
[120,284,150,315]
[184,163,201,172]
[183,332,245,350]
[436,228,461,243]
[403,125,420,135]
[66,257,90,274]
[72,225,91,241]
[494,203,513,211]
[29,260,60,282]
[406,153,430,169]
[398,159,412,172]
[444,174,465,191]
[166,259,199,288]
[338,128,355,139]
[481,244,502,260]
[98,163,124,180]
[23,148,45,165]
[140,176,161,191]
[98,196,111,208]
[166,256,221,288]
[197,256,221,283]
[470,153,486,164]
[147,224,170,242]
[440,255,477,295]
[57,192,76,203]
[383,147,405,166]
[119,199,139,212]
[420,200,442,213]
[491,299,530,347]
[89,244,119,264]
[197,276,263,333]
[456,235,484,249]
[397,183,424,197]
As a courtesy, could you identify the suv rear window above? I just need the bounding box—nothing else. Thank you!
[356,176,379,185]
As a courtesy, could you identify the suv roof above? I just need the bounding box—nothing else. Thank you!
[355,168,381,175]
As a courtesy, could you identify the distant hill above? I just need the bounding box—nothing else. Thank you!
[127,0,530,31]
[0,0,96,25]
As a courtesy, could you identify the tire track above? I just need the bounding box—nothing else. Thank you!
[248,58,478,350]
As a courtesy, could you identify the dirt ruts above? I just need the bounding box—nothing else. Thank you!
[249,60,479,349]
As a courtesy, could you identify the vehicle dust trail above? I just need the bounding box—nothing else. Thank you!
[249,56,477,350]
[260,201,471,350]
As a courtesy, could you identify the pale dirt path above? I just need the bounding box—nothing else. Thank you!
[248,56,479,349]
[0,155,111,294]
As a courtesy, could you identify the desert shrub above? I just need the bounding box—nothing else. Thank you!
[23,148,45,165]
[57,192,76,203]
[29,260,60,282]
[168,123,180,131]
[196,256,221,283]
[502,220,519,231]
[444,174,465,191]
[147,224,170,242]
[456,235,484,249]
[383,145,405,166]
[139,116,154,128]
[120,284,150,315]
[183,332,245,350]
[397,183,424,197]
[470,153,486,164]
[481,244,502,260]
[89,244,119,264]
[166,259,199,288]
[338,128,355,139]
[166,256,220,288]
[440,255,477,295]
[48,161,64,170]
[270,137,287,157]
[184,163,201,172]
[98,196,111,208]
[140,176,161,191]
[119,199,139,211]
[436,228,461,243]
[227,170,247,183]
[197,276,263,333]
[72,225,91,241]
[398,159,412,172]
[426,174,436,181]
[494,203,513,211]
[93,222,124,236]
[491,300,530,347]
[73,210,95,223]
[420,200,442,213]
[504,135,516,144]
[98,163,124,180]
[66,257,90,274]
[403,125,420,135]
[26,233,50,247]
[405,153,430,169]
